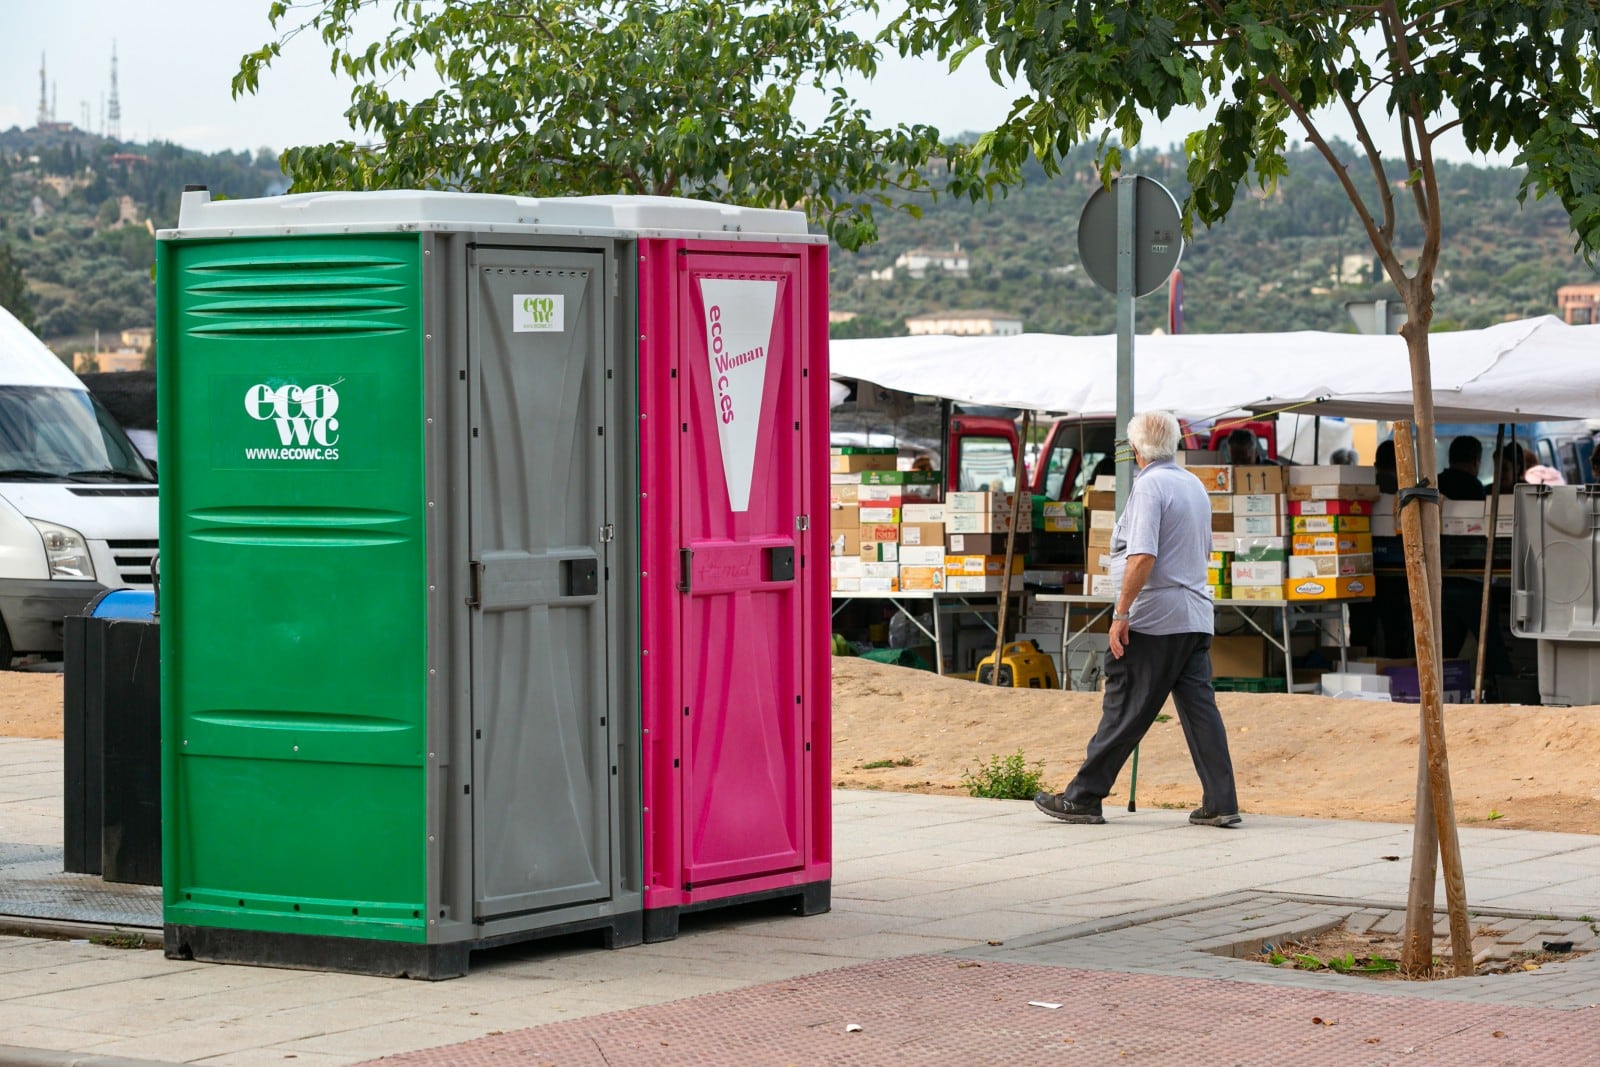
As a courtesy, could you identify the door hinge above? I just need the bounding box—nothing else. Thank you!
[466,560,485,608]
[677,548,694,593]
[600,523,616,543]
[795,514,810,531]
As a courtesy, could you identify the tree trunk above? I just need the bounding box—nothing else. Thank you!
[1399,308,1447,975]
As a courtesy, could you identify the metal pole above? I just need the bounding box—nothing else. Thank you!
[1115,175,1136,510]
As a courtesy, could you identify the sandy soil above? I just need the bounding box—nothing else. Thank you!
[833,657,1600,836]
[7,659,1598,836]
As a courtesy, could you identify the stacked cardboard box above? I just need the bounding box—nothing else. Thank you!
[828,456,944,594]
[1284,466,1380,601]
[1224,465,1288,601]
[1083,478,1116,596]
[943,491,1023,593]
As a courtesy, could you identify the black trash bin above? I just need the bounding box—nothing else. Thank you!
[62,589,160,885]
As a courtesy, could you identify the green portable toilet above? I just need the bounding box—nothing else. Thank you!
[156,187,674,977]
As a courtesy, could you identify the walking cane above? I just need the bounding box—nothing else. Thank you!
[1128,745,1139,811]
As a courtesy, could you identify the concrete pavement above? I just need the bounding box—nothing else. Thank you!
[2,734,1599,1064]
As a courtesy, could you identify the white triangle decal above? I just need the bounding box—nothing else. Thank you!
[700,278,778,512]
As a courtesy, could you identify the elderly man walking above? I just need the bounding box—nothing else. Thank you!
[1036,410,1242,827]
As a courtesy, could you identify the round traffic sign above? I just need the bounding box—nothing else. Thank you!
[1078,176,1184,298]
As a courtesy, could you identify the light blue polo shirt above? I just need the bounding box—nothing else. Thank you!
[1107,458,1214,635]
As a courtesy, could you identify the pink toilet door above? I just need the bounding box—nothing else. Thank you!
[677,252,808,889]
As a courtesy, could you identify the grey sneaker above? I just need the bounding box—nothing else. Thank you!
[1035,792,1105,824]
[1189,807,1242,828]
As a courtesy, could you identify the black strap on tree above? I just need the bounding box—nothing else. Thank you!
[1397,477,1441,511]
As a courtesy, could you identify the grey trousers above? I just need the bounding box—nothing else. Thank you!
[1064,630,1239,814]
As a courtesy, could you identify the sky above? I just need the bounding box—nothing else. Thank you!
[1,1,1509,166]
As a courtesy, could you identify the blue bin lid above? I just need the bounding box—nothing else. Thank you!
[89,589,157,621]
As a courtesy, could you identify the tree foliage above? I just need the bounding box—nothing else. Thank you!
[235,0,997,250]
[0,240,36,333]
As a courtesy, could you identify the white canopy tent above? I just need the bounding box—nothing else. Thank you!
[830,315,1599,425]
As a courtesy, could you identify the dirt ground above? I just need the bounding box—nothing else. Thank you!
[832,657,1600,836]
[7,659,1598,836]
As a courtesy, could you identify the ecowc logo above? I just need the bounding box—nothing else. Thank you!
[243,382,342,461]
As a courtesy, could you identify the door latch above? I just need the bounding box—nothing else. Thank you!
[466,560,485,608]
[795,514,809,531]
[677,548,694,593]
[599,523,616,543]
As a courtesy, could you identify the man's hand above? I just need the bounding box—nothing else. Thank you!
[1109,617,1131,658]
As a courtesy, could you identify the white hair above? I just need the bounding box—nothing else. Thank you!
[1128,410,1180,462]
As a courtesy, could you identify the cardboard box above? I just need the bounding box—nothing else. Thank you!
[1288,553,1375,578]
[855,484,906,507]
[1211,512,1234,532]
[898,545,945,566]
[1211,494,1235,514]
[1321,673,1392,699]
[1042,515,1083,533]
[829,483,860,504]
[861,562,900,580]
[1233,536,1287,562]
[1285,575,1375,601]
[1288,483,1383,502]
[1233,465,1285,494]
[861,523,899,544]
[1084,551,1114,576]
[1023,616,1066,635]
[859,469,939,487]
[898,522,945,548]
[1233,494,1282,516]
[830,577,862,593]
[1371,513,1397,537]
[1287,465,1378,486]
[860,541,899,562]
[1290,515,1371,534]
[1291,532,1373,555]
[1206,567,1226,586]
[1211,635,1266,677]
[1229,584,1284,601]
[900,503,946,524]
[859,576,899,594]
[1175,450,1218,467]
[1042,501,1084,519]
[1090,508,1118,530]
[830,452,897,474]
[1233,513,1282,536]
[829,529,860,557]
[831,556,865,577]
[1209,550,1234,568]
[858,506,900,525]
[1208,584,1231,601]
[946,511,1019,534]
[947,575,1009,594]
[944,554,1024,576]
[829,503,860,529]
[832,445,896,455]
[1089,527,1115,549]
[947,491,1017,512]
[1087,574,1117,597]
[1442,500,1486,536]
[1211,532,1236,552]
[1289,499,1372,516]
[1376,658,1472,703]
[1084,488,1117,511]
[945,532,1027,555]
[1231,561,1286,587]
[1187,465,1233,494]
[899,565,945,592]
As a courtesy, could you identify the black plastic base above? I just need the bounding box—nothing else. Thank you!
[166,909,644,981]
[643,879,830,943]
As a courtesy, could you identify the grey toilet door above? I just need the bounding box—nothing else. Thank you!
[467,247,613,919]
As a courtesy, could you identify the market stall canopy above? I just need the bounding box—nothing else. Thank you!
[830,316,1597,424]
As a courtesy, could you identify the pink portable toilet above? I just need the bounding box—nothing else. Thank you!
[637,233,832,940]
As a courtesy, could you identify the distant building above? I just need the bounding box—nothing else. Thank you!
[1557,282,1600,325]
[904,310,1023,337]
[894,243,970,279]
[120,327,153,351]
[72,350,144,374]
[828,310,858,325]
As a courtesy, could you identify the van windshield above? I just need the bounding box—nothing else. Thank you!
[0,386,154,482]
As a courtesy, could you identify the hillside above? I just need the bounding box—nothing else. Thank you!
[0,127,1595,357]
[832,141,1600,336]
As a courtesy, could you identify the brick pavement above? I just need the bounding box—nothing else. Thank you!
[353,954,1600,1066]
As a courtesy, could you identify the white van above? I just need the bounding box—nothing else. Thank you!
[0,306,158,661]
